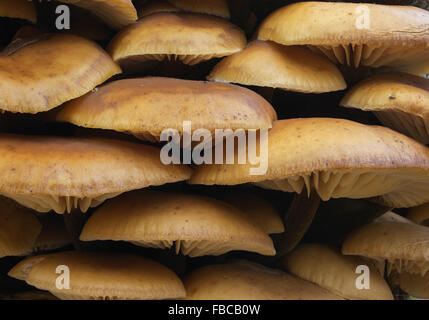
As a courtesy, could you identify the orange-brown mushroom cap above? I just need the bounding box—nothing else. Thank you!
[0,0,36,23]
[58,0,137,29]
[108,12,246,69]
[341,72,429,144]
[257,2,429,68]
[0,134,192,214]
[208,40,346,93]
[408,202,429,226]
[80,190,276,257]
[8,251,186,300]
[190,118,429,208]
[0,34,121,114]
[56,77,276,142]
[184,260,343,300]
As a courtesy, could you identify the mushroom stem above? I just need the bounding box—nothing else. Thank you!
[63,210,87,251]
[274,190,320,257]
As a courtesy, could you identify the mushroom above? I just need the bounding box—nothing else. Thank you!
[190,118,429,208]
[342,221,429,277]
[0,134,192,214]
[341,72,429,144]
[57,0,137,29]
[257,2,429,68]
[208,40,346,94]
[0,196,41,259]
[184,260,343,300]
[56,77,276,143]
[0,34,121,114]
[408,202,429,226]
[137,0,180,18]
[80,190,275,257]
[375,211,414,224]
[8,251,186,300]
[0,0,36,23]
[281,244,393,300]
[108,12,246,71]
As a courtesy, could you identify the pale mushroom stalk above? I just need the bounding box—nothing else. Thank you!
[275,190,320,257]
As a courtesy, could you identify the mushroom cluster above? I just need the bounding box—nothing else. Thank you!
[1,0,429,301]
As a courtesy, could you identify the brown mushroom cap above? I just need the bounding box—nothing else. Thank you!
[80,190,275,257]
[399,272,429,299]
[0,34,121,114]
[408,202,429,226]
[386,58,429,78]
[282,244,393,300]
[0,134,192,214]
[58,0,137,29]
[216,190,284,234]
[342,221,429,276]
[257,2,429,68]
[108,12,246,69]
[0,0,36,23]
[190,118,429,208]
[8,251,186,300]
[208,40,346,93]
[138,0,180,18]
[56,77,276,142]
[341,72,429,144]
[184,260,343,300]
[375,211,414,224]
[0,197,41,258]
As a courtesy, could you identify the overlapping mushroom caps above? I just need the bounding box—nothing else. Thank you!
[79,190,275,257]
[190,118,429,208]
[56,77,277,142]
[58,0,137,29]
[0,197,41,258]
[0,134,192,214]
[8,251,186,300]
[0,34,121,114]
[341,72,429,144]
[139,0,230,18]
[108,12,246,70]
[408,202,429,226]
[208,40,346,93]
[257,2,429,68]
[342,221,429,277]
[0,0,36,23]
[184,260,343,300]
[216,190,284,234]
[281,244,393,300]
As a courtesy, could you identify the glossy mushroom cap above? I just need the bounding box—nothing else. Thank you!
[0,0,36,22]
[190,118,429,208]
[341,72,429,144]
[56,77,276,142]
[0,134,192,214]
[282,244,393,300]
[0,34,121,114]
[80,190,276,257]
[0,197,41,258]
[8,251,186,300]
[58,0,137,29]
[342,221,429,276]
[184,260,343,300]
[108,12,246,69]
[208,40,346,93]
[257,2,429,68]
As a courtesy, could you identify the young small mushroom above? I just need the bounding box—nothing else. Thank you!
[79,190,276,257]
[8,251,186,300]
